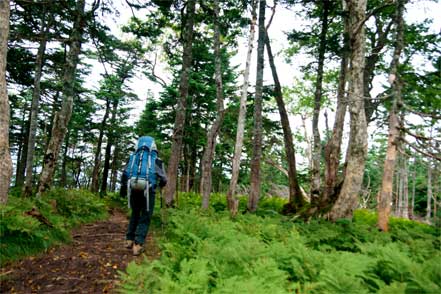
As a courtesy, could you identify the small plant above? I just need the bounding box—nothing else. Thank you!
[0,189,108,264]
[119,194,441,293]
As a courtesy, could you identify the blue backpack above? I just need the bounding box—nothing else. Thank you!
[125,136,158,211]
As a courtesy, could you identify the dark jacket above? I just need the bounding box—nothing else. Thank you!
[120,158,167,197]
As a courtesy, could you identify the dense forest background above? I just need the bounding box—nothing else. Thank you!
[0,0,440,227]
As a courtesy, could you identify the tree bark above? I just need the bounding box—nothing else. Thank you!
[90,97,110,193]
[265,31,306,210]
[60,131,70,187]
[248,0,266,213]
[377,0,405,231]
[226,0,257,215]
[311,0,330,201]
[37,0,85,196]
[15,110,30,187]
[100,97,118,196]
[200,0,226,209]
[426,161,432,221]
[323,4,349,205]
[164,0,196,207]
[401,155,409,219]
[410,157,416,219]
[0,0,12,204]
[110,145,119,192]
[23,17,49,197]
[329,0,368,221]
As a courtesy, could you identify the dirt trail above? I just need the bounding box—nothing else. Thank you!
[0,209,160,294]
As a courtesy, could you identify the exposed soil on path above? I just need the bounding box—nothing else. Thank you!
[0,209,161,294]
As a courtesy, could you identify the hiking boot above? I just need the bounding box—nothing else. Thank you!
[132,243,144,256]
[125,240,134,249]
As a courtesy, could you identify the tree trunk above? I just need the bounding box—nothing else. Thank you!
[23,20,49,197]
[164,0,196,207]
[265,31,306,210]
[45,89,61,150]
[200,0,226,209]
[301,115,313,171]
[37,0,85,196]
[323,4,349,204]
[60,131,70,187]
[377,0,405,231]
[226,0,257,214]
[401,155,409,219]
[329,0,368,221]
[0,0,12,204]
[110,145,119,192]
[90,97,110,193]
[100,137,112,196]
[100,97,119,196]
[15,111,30,187]
[426,161,432,221]
[311,0,330,201]
[410,157,416,219]
[248,0,266,213]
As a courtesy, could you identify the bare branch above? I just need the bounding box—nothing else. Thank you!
[403,103,441,120]
[402,138,441,161]
[354,2,394,36]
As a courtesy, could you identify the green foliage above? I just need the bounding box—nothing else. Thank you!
[105,191,129,213]
[119,195,440,293]
[0,189,107,264]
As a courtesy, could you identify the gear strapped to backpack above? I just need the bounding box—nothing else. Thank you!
[125,136,158,212]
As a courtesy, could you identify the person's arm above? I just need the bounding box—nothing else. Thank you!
[155,158,167,188]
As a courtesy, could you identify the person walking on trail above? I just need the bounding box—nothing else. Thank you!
[120,136,167,256]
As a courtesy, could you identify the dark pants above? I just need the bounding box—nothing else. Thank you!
[126,187,156,245]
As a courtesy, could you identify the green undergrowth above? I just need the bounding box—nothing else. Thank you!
[0,189,108,265]
[119,193,440,294]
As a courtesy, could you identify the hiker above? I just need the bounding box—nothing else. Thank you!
[120,136,167,255]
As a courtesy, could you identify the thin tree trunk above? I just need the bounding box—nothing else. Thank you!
[164,0,196,207]
[60,131,70,187]
[110,145,119,192]
[23,20,49,197]
[426,161,432,221]
[100,138,112,196]
[311,0,330,201]
[301,115,313,172]
[402,154,409,218]
[45,89,61,149]
[329,0,368,221]
[37,0,86,196]
[226,0,257,215]
[394,156,400,216]
[265,31,306,209]
[248,0,266,212]
[201,0,226,209]
[15,110,30,187]
[0,0,12,204]
[90,97,110,193]
[100,97,119,196]
[377,0,405,231]
[394,168,399,215]
[410,157,416,219]
[433,162,439,223]
[323,5,349,204]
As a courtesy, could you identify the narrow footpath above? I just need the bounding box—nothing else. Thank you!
[0,209,160,294]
